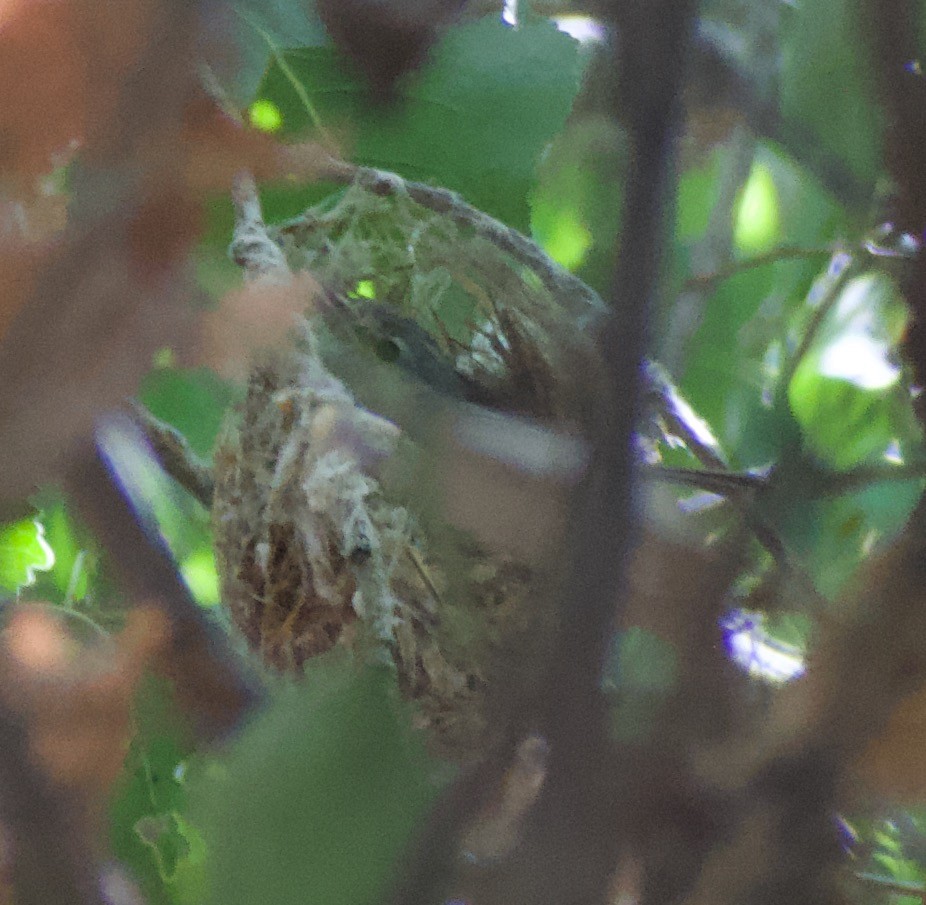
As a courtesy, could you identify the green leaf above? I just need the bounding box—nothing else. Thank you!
[27,491,96,602]
[258,17,585,231]
[734,162,781,254]
[0,518,54,592]
[193,666,436,905]
[139,367,239,459]
[764,476,922,599]
[110,682,196,905]
[790,374,896,470]
[788,273,908,469]
[530,114,626,290]
[779,0,883,193]
[204,0,329,108]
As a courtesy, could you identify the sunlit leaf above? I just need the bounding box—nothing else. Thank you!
[27,490,95,603]
[788,273,909,469]
[735,162,781,254]
[530,115,625,284]
[139,368,239,459]
[0,518,54,591]
[180,548,221,608]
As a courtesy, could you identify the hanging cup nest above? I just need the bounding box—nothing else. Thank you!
[212,173,603,762]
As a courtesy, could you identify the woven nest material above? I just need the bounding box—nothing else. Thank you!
[212,329,544,761]
[273,178,603,420]
[212,177,592,762]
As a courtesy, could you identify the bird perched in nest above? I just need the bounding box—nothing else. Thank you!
[210,172,700,767]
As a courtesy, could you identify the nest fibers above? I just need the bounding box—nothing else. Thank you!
[213,174,603,762]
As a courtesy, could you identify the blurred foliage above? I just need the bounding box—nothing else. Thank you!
[4,1,926,903]
[191,666,437,905]
[255,16,585,231]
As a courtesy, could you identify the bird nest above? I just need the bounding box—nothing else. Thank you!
[212,174,596,762]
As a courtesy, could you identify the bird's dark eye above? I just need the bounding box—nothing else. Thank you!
[374,337,402,364]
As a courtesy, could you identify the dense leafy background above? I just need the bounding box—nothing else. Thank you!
[2,1,926,902]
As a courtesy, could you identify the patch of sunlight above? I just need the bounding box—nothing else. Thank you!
[248,99,283,133]
[721,610,806,683]
[819,333,900,391]
[354,279,376,299]
[735,162,780,254]
[181,549,221,607]
[553,16,607,43]
[541,210,591,270]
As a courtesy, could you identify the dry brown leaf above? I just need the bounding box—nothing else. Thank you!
[202,271,322,380]
[0,604,170,832]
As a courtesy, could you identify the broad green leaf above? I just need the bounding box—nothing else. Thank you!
[779,0,883,194]
[788,273,908,469]
[193,666,435,905]
[114,681,231,905]
[110,682,195,905]
[682,266,774,453]
[257,17,585,230]
[529,115,626,287]
[789,373,896,470]
[139,367,239,459]
[0,518,54,591]
[204,0,329,108]
[766,476,922,599]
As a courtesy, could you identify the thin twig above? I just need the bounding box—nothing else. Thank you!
[778,251,859,396]
[681,244,838,293]
[128,400,214,508]
[238,12,334,143]
[855,871,926,901]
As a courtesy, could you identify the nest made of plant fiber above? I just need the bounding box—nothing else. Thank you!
[211,328,546,762]
[272,178,603,420]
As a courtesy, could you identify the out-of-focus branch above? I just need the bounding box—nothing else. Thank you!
[681,245,837,293]
[484,4,700,904]
[860,0,926,418]
[64,426,262,742]
[0,702,106,905]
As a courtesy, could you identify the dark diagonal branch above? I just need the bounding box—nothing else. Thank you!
[0,702,106,905]
[128,401,215,508]
[860,0,926,416]
[500,6,700,905]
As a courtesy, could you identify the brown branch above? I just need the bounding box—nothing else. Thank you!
[64,416,263,743]
[860,0,926,420]
[855,871,926,902]
[505,4,700,904]
[127,401,214,508]
[0,700,107,905]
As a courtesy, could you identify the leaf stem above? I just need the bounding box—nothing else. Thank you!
[242,13,333,143]
[682,244,838,293]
